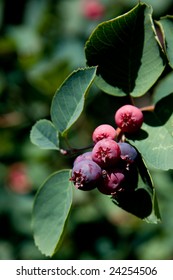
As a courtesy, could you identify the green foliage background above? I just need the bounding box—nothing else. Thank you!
[1,0,173,260]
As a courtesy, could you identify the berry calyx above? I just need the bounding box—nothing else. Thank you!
[92,124,117,143]
[70,160,102,191]
[92,138,120,168]
[115,105,143,133]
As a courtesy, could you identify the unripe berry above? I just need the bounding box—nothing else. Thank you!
[118,142,138,163]
[73,151,92,166]
[92,138,120,168]
[97,169,125,195]
[70,160,102,191]
[92,124,117,143]
[115,105,143,133]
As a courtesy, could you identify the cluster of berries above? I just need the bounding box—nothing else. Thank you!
[70,105,143,196]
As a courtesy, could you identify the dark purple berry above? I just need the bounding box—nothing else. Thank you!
[115,105,143,133]
[118,142,138,163]
[73,151,92,166]
[92,138,120,168]
[92,124,117,143]
[70,160,102,191]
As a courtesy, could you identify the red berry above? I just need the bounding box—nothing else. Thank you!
[97,169,125,195]
[92,124,117,143]
[115,105,143,133]
[82,0,105,20]
[98,163,138,195]
[92,138,120,168]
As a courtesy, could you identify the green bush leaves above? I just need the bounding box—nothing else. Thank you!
[32,170,73,256]
[30,1,173,257]
[85,2,165,97]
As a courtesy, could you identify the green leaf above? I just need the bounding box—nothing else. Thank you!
[153,71,173,104]
[85,2,165,97]
[157,16,173,69]
[32,170,73,257]
[50,67,96,134]
[30,119,59,150]
[128,93,173,170]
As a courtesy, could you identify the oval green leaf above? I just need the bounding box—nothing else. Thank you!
[85,2,165,97]
[32,169,73,256]
[30,119,59,150]
[50,67,96,134]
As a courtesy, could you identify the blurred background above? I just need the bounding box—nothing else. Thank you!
[1,0,173,260]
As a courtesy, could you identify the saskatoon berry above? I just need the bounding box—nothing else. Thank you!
[98,163,138,195]
[73,151,92,166]
[70,159,102,191]
[82,0,105,20]
[118,142,138,163]
[92,138,121,168]
[92,124,117,143]
[115,104,143,133]
[97,169,125,195]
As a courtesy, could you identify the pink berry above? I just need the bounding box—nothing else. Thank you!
[82,0,105,20]
[92,138,120,168]
[115,105,143,133]
[92,124,117,143]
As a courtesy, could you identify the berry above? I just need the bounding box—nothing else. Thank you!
[115,105,143,133]
[97,169,125,195]
[73,151,92,165]
[7,163,31,194]
[118,142,138,163]
[92,138,120,168]
[82,0,105,20]
[98,163,138,195]
[92,124,117,143]
[70,160,102,191]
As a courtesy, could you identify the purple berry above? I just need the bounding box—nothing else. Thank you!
[92,124,117,143]
[115,105,143,133]
[92,138,120,168]
[118,142,138,163]
[98,163,138,195]
[73,151,92,166]
[97,169,125,195]
[70,159,102,191]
